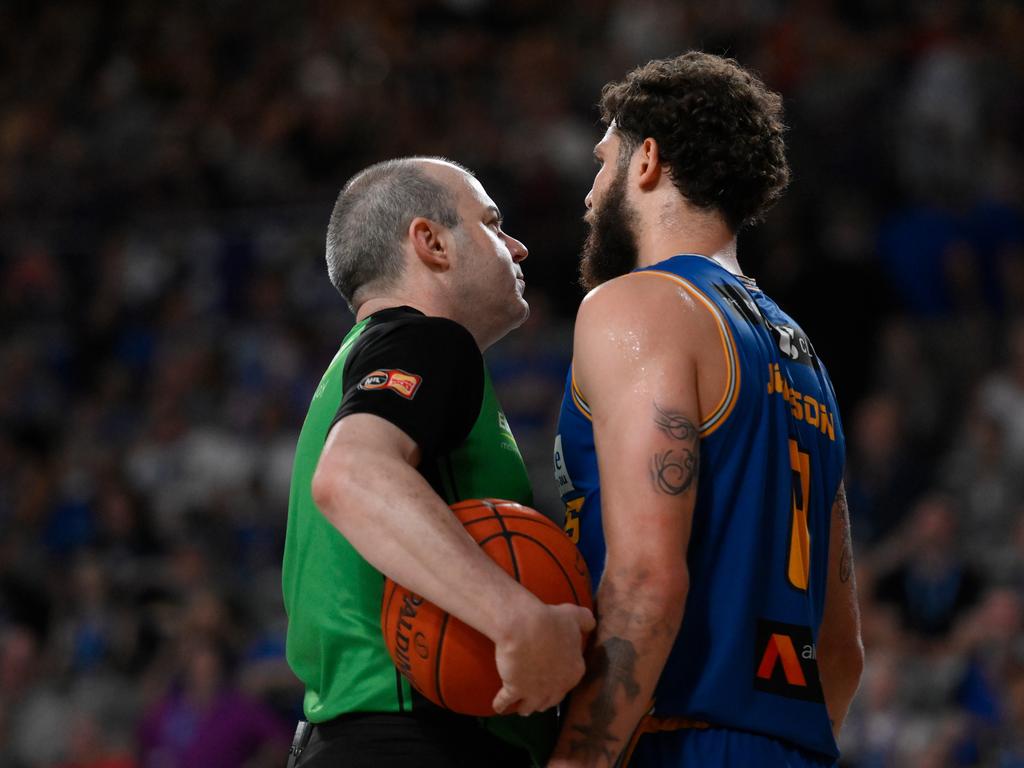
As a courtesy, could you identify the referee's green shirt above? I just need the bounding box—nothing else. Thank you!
[282,306,533,721]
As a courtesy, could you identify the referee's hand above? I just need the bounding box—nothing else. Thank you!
[492,601,595,716]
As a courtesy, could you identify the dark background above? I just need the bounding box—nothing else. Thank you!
[1,1,1023,766]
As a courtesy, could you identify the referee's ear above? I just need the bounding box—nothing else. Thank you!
[409,216,452,273]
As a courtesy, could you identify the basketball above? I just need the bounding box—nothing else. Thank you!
[380,498,593,716]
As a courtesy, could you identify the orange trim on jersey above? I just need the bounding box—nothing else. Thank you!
[619,707,712,767]
[635,270,741,437]
[569,364,593,422]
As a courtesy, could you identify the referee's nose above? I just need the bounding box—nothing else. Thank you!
[503,232,528,263]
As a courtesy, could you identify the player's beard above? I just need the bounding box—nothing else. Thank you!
[579,167,641,290]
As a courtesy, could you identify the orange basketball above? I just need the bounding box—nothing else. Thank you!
[381,498,593,716]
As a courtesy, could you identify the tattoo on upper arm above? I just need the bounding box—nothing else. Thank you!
[651,451,698,495]
[650,403,699,496]
[567,637,641,766]
[835,486,854,584]
[653,403,698,442]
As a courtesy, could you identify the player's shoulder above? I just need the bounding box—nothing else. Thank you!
[576,269,716,338]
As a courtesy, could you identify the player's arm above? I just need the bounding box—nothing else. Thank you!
[311,321,593,716]
[549,276,708,767]
[816,481,863,738]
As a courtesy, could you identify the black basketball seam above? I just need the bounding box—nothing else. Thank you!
[382,577,398,636]
[484,499,521,583]
[435,613,451,709]
[472,531,584,605]
[511,532,583,604]
[460,512,560,528]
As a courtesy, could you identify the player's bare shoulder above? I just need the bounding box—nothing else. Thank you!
[575,270,718,353]
[574,271,726,417]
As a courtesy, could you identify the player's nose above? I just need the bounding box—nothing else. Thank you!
[584,188,594,210]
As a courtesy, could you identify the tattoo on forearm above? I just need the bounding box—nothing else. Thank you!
[650,403,699,496]
[567,637,642,766]
[835,486,854,584]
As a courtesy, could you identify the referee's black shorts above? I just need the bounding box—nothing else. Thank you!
[290,709,533,767]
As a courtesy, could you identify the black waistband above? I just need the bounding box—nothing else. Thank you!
[313,708,480,739]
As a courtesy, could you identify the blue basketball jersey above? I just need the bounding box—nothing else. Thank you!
[554,254,846,761]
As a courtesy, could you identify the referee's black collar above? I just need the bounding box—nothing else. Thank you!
[368,305,426,321]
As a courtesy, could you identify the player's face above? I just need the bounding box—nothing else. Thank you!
[451,173,530,343]
[580,126,641,290]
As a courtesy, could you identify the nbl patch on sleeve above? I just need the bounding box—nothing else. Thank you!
[357,369,423,400]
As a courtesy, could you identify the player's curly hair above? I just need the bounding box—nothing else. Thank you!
[600,52,790,232]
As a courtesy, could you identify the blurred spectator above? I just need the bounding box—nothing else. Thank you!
[872,319,942,448]
[58,554,118,675]
[138,635,289,768]
[52,676,140,768]
[844,392,929,545]
[978,320,1024,470]
[940,395,1023,573]
[994,673,1024,767]
[873,494,985,642]
[949,589,1024,765]
[993,514,1024,596]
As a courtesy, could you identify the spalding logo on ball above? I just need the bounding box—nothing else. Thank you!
[381,498,593,716]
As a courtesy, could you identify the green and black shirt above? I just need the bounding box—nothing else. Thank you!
[281,306,537,732]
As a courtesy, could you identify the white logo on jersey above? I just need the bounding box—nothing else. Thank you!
[553,434,575,496]
[775,325,810,361]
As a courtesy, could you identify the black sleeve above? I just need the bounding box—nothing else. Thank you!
[332,315,485,457]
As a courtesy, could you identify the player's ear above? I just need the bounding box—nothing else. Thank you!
[409,217,452,272]
[637,137,662,191]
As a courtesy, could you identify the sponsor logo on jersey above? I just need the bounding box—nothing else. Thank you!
[358,369,423,399]
[553,434,576,496]
[768,322,817,367]
[713,281,764,327]
[753,619,824,703]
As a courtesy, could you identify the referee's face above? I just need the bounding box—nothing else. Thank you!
[449,172,530,348]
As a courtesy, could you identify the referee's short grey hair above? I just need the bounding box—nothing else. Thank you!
[326,157,468,309]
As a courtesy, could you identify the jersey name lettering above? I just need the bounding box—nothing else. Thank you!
[766,364,836,441]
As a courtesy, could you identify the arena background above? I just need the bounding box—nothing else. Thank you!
[2,1,1023,766]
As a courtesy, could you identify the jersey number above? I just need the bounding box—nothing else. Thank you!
[788,439,811,591]
[564,497,584,544]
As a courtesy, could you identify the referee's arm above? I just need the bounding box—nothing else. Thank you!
[312,412,593,715]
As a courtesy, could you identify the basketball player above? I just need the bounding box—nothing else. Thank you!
[282,157,594,767]
[549,54,863,767]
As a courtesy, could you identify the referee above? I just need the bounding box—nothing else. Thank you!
[282,157,594,767]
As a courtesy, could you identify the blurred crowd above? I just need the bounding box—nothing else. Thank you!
[2,1,1024,766]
